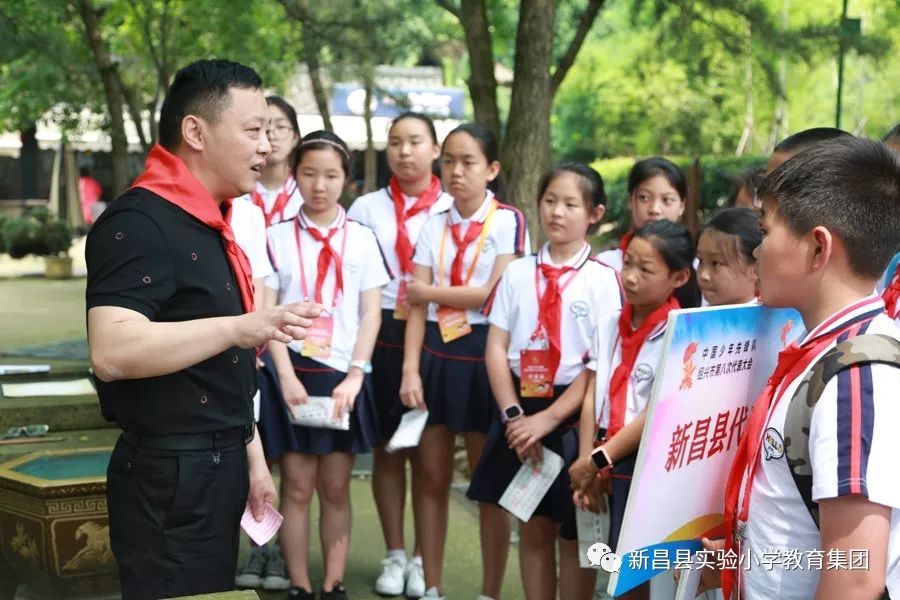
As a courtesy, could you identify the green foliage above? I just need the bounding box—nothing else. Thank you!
[0,208,73,258]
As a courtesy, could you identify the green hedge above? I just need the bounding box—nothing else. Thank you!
[590,155,766,247]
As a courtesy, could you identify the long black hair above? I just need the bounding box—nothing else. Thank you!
[537,162,606,235]
[633,220,701,308]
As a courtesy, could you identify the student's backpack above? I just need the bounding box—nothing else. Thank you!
[784,333,900,599]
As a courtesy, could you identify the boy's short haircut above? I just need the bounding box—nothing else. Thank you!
[758,137,900,279]
[773,127,852,155]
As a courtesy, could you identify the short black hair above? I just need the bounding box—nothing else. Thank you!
[443,122,505,197]
[537,162,607,235]
[628,157,687,200]
[633,220,701,308]
[158,59,262,150]
[758,137,900,279]
[703,207,761,267]
[390,112,438,145]
[884,123,900,145]
[772,127,852,155]
[293,130,352,177]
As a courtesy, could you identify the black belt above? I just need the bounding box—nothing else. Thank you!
[121,424,254,451]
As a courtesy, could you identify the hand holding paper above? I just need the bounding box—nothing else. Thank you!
[386,409,429,453]
[498,446,564,522]
[289,396,351,430]
[240,502,283,546]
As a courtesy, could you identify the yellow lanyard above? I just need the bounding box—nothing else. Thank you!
[437,200,497,287]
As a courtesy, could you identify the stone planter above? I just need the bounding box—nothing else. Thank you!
[0,448,117,599]
[42,257,73,280]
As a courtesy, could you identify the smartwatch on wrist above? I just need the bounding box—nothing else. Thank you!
[501,404,524,424]
[349,360,373,374]
[591,445,613,470]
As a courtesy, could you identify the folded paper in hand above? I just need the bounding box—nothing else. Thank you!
[289,396,350,430]
[498,446,563,522]
[240,502,283,546]
[386,409,429,453]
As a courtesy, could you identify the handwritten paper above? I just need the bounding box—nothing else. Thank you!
[386,409,429,453]
[2,378,95,398]
[577,507,612,569]
[240,502,283,546]
[289,396,350,430]
[498,446,563,522]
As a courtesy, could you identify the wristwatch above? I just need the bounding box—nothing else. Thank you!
[349,360,373,374]
[591,445,613,470]
[501,404,524,424]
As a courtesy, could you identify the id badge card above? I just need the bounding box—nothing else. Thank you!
[393,280,410,321]
[520,349,554,398]
[436,306,471,343]
[301,315,334,358]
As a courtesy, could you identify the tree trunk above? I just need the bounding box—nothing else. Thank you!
[362,72,377,194]
[303,31,334,132]
[500,0,555,247]
[73,0,129,194]
[459,0,500,140]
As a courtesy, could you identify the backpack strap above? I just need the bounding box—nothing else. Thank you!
[784,333,900,530]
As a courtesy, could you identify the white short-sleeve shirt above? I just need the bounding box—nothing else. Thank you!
[227,196,274,280]
[486,243,622,385]
[413,191,529,325]
[239,177,303,227]
[265,207,392,372]
[595,247,624,273]
[347,186,453,310]
[588,311,668,429]
[740,295,900,599]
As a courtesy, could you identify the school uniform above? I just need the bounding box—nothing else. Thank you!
[239,177,303,228]
[881,252,900,327]
[595,247,624,272]
[413,191,529,433]
[347,181,453,442]
[227,196,275,281]
[588,309,670,552]
[734,295,900,599]
[467,243,622,536]
[258,207,391,458]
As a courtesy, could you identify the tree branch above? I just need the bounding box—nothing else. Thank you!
[550,0,605,95]
[435,0,460,20]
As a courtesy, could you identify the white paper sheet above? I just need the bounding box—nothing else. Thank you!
[577,507,612,569]
[386,409,429,453]
[498,446,563,522]
[2,378,95,398]
[0,365,51,376]
[288,396,350,430]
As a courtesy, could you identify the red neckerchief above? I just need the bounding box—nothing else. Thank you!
[449,221,485,286]
[251,177,295,227]
[883,264,900,319]
[618,231,635,255]
[390,175,442,275]
[534,243,590,380]
[606,296,679,437]
[720,297,884,599]
[132,144,254,312]
[295,207,347,306]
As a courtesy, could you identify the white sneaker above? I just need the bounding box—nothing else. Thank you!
[404,557,425,598]
[375,554,408,596]
[423,587,444,600]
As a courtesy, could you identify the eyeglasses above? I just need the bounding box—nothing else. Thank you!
[266,124,294,141]
[3,424,49,439]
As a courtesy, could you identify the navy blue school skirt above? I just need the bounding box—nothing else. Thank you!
[420,321,495,434]
[597,426,638,553]
[466,376,579,539]
[371,309,407,444]
[257,349,379,459]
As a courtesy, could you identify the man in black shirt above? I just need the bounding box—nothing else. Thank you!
[86,59,321,599]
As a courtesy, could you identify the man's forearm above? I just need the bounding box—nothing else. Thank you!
[89,309,240,382]
[246,426,267,473]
